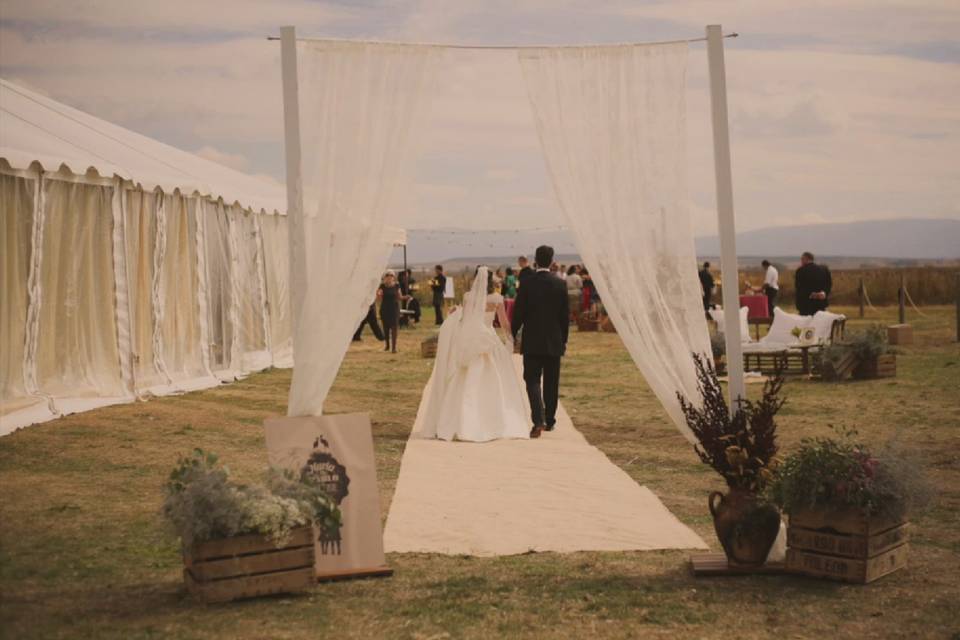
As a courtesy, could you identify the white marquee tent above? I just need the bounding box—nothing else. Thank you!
[0,78,307,435]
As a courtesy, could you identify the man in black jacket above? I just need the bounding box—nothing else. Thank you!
[517,255,534,287]
[794,252,832,315]
[431,265,447,325]
[698,261,714,311]
[511,245,569,439]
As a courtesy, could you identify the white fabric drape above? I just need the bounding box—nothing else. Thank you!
[288,41,440,416]
[519,43,710,440]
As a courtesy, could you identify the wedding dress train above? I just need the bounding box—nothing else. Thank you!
[414,267,530,442]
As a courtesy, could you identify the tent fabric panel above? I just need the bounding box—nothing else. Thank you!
[34,179,125,400]
[123,189,167,390]
[228,205,269,370]
[158,192,207,384]
[202,200,235,374]
[0,173,42,415]
[260,213,292,367]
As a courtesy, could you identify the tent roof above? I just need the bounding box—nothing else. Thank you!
[0,78,285,213]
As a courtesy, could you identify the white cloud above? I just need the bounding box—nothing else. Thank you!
[0,0,958,235]
[194,145,250,171]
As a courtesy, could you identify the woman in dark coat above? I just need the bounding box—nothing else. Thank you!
[378,271,402,353]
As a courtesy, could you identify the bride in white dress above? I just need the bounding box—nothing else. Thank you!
[414,266,531,442]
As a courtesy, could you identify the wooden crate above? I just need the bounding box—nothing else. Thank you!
[785,544,908,584]
[887,323,913,345]
[820,349,859,382]
[787,523,908,559]
[421,335,438,358]
[786,509,908,583]
[600,316,617,333]
[853,354,896,379]
[577,316,599,332]
[183,526,315,603]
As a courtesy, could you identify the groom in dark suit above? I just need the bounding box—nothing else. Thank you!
[511,245,569,439]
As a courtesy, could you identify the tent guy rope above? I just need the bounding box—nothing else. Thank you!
[266,33,738,49]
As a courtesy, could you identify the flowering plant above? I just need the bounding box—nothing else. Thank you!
[768,429,931,519]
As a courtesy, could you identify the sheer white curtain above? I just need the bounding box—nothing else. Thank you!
[288,41,440,416]
[519,43,710,441]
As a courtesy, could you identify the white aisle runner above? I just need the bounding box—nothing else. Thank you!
[384,358,707,556]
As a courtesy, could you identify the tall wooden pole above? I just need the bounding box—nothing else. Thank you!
[858,277,864,318]
[280,25,305,412]
[898,272,906,325]
[955,272,959,342]
[706,25,746,408]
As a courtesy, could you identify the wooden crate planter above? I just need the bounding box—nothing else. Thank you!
[421,335,438,358]
[820,349,858,382]
[577,315,599,332]
[600,316,617,333]
[786,508,908,584]
[853,354,896,379]
[183,526,315,603]
[887,324,913,346]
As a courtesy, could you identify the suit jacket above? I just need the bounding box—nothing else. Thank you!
[511,270,569,357]
[794,262,832,315]
[518,266,534,286]
[431,274,446,304]
[698,269,714,295]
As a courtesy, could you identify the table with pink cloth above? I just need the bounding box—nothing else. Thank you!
[739,294,770,319]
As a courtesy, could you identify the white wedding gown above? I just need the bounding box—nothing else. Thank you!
[414,267,531,442]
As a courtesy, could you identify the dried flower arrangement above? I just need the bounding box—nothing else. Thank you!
[677,354,784,493]
[163,449,341,548]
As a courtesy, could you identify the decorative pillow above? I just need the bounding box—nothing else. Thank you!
[810,310,845,343]
[765,307,811,344]
[709,307,752,343]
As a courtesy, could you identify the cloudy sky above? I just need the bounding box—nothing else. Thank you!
[2,0,958,235]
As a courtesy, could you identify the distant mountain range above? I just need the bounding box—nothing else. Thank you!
[393,218,959,267]
[694,218,960,261]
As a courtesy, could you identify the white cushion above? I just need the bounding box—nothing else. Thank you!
[810,310,845,343]
[710,307,752,343]
[765,307,811,344]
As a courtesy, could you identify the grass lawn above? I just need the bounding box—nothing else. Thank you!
[1,305,958,639]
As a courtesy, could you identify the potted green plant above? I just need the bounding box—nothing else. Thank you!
[822,325,895,381]
[769,430,931,582]
[677,354,784,566]
[163,449,341,602]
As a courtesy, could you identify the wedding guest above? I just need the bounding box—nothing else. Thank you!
[493,268,504,292]
[699,261,715,311]
[430,265,447,325]
[565,265,582,322]
[504,267,518,299]
[761,259,780,316]
[549,261,561,278]
[581,268,594,314]
[353,302,385,342]
[794,252,832,316]
[518,255,534,286]
[378,270,402,353]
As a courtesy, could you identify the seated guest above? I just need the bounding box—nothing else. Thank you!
[794,251,832,316]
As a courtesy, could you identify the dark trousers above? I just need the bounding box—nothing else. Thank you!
[353,305,384,341]
[523,353,561,428]
[702,292,713,311]
[765,288,778,316]
[434,301,444,325]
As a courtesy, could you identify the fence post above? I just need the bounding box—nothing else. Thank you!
[858,277,864,318]
[898,272,906,325]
